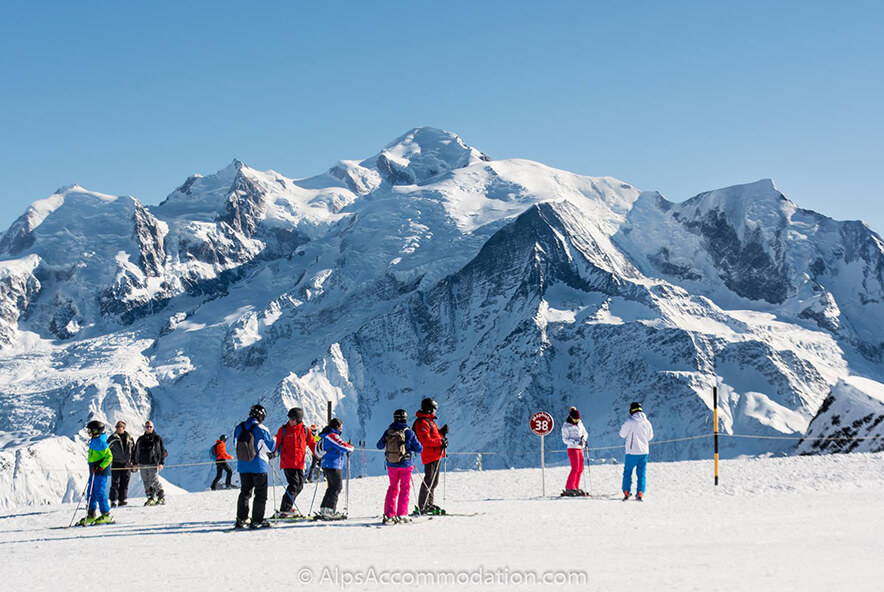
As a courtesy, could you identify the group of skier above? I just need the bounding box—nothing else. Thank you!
[561,401,655,501]
[79,397,653,528]
[79,419,169,525]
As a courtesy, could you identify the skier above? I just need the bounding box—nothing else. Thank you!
[317,417,354,519]
[413,397,448,515]
[561,407,589,497]
[210,434,234,490]
[133,420,168,505]
[619,402,654,501]
[306,424,321,482]
[376,409,423,524]
[107,420,135,507]
[272,407,316,518]
[234,404,276,529]
[79,420,114,525]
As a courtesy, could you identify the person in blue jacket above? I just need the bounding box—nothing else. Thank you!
[377,409,423,524]
[233,404,276,529]
[79,419,114,525]
[317,418,354,519]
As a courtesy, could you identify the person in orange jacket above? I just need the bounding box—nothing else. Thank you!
[413,397,448,514]
[211,434,234,490]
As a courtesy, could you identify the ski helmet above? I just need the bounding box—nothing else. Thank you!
[287,407,305,423]
[249,404,267,423]
[420,398,438,413]
[219,435,227,442]
[393,409,408,423]
[329,417,343,430]
[86,420,105,435]
[629,402,643,415]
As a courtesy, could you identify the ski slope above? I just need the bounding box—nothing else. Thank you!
[1,453,882,591]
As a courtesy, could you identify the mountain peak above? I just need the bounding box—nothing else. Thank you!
[364,127,490,186]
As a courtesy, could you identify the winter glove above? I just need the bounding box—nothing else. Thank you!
[440,424,449,437]
[441,437,449,449]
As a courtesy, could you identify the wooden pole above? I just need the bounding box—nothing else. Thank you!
[713,386,719,486]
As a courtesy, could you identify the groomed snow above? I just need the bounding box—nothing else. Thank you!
[1,453,882,591]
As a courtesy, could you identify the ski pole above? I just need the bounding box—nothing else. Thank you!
[68,475,93,527]
[269,459,278,524]
[585,445,593,496]
[345,452,350,517]
[443,455,447,502]
[309,468,323,515]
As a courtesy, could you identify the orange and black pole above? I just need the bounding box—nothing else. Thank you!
[713,385,719,486]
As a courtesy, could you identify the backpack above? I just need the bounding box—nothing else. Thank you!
[385,428,408,464]
[236,423,257,461]
[209,443,217,460]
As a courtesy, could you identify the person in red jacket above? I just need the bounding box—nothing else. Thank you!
[273,407,316,517]
[211,434,234,490]
[413,397,448,514]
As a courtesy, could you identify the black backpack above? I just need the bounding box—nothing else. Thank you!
[236,423,257,461]
[385,428,408,464]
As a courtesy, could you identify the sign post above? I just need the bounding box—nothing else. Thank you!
[530,412,554,497]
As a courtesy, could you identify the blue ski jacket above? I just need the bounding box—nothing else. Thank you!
[319,428,354,470]
[376,422,423,468]
[234,417,275,474]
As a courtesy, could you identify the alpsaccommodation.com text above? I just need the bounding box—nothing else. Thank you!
[297,566,588,588]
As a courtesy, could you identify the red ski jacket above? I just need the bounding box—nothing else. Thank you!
[413,411,446,464]
[274,422,316,470]
[214,440,233,461]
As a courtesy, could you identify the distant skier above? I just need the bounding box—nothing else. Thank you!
[273,407,316,517]
[377,409,423,524]
[413,397,448,514]
[107,420,135,507]
[133,420,168,505]
[79,420,114,525]
[234,404,276,529]
[210,434,234,490]
[306,424,320,482]
[561,407,589,497]
[316,418,354,519]
[619,402,654,501]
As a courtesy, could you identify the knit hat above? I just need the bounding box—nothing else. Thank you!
[629,402,643,415]
[568,407,580,421]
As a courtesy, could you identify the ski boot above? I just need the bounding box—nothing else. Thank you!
[382,515,397,525]
[397,515,412,523]
[622,490,631,501]
[575,489,590,497]
[234,518,250,529]
[93,512,114,525]
[428,504,446,515]
[156,497,166,505]
[118,500,128,507]
[249,519,272,529]
[636,492,643,502]
[144,497,156,506]
[77,511,97,526]
[317,507,346,520]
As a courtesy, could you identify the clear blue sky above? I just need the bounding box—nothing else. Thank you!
[1,1,882,231]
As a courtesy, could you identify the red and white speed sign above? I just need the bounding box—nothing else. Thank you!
[530,412,554,436]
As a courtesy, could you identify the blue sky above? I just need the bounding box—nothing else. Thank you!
[1,1,882,231]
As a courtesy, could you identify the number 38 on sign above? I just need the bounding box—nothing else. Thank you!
[530,412,554,436]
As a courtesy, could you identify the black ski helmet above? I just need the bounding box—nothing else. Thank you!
[393,409,408,423]
[629,402,643,415]
[287,407,305,423]
[420,398,438,413]
[86,420,105,435]
[249,404,267,423]
[329,417,343,430]
[219,435,227,442]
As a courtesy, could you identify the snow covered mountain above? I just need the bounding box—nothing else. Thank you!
[1,126,883,507]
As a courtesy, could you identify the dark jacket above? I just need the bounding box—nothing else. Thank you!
[108,431,136,465]
[376,422,423,468]
[134,432,168,466]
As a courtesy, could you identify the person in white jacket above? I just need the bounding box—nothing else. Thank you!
[560,407,589,496]
[619,402,654,501]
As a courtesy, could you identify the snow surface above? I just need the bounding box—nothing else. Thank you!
[1,453,882,591]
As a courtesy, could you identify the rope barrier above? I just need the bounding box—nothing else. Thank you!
[4,431,879,476]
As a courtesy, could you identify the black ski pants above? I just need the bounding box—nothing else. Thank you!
[109,462,130,503]
[280,468,305,512]
[418,460,441,509]
[237,472,268,523]
[320,468,342,511]
[211,461,232,490]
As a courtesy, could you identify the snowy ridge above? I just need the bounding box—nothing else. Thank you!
[1,126,883,507]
